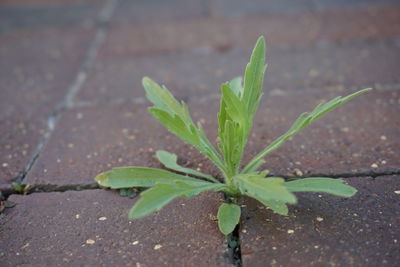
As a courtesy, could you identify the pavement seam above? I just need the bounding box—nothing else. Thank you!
[12,0,118,185]
[2,169,398,197]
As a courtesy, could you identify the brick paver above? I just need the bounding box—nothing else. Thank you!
[100,6,400,55]
[0,190,229,266]
[77,38,400,104]
[0,28,95,184]
[240,175,400,266]
[0,0,104,32]
[26,88,399,186]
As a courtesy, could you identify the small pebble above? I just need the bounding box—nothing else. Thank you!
[154,244,162,250]
[394,190,400,195]
[316,217,324,222]
[294,168,303,176]
[287,229,294,234]
[86,239,95,245]
[98,217,107,221]
[132,241,139,245]
[2,163,8,168]
[380,135,387,141]
[75,214,80,219]
[371,163,378,168]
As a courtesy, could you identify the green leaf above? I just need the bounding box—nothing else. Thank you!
[243,88,372,173]
[285,177,357,197]
[95,167,211,189]
[217,203,241,235]
[242,36,267,120]
[129,181,225,219]
[143,77,227,175]
[234,174,297,204]
[255,198,288,215]
[156,150,219,183]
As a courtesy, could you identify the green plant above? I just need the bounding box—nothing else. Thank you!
[12,182,30,195]
[95,36,371,235]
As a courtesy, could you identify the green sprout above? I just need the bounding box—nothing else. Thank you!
[95,36,371,235]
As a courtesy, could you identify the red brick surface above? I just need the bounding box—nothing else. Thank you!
[0,28,95,184]
[0,190,229,266]
[26,89,399,186]
[77,39,400,103]
[100,6,400,55]
[240,175,400,266]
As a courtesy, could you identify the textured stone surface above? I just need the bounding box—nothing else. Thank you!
[212,0,399,16]
[99,6,400,55]
[112,0,207,24]
[24,102,220,186]
[0,28,95,184]
[0,190,229,266]
[77,38,400,104]
[26,88,399,186]
[240,175,400,266]
[0,0,103,32]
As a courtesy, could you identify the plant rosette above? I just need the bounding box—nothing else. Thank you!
[95,36,371,236]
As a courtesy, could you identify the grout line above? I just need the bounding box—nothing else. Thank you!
[269,168,400,179]
[12,0,119,185]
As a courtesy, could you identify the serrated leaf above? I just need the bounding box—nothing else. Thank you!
[156,150,219,183]
[234,174,297,204]
[243,88,372,173]
[129,181,224,219]
[217,203,241,235]
[285,177,357,197]
[95,167,210,189]
[143,77,226,174]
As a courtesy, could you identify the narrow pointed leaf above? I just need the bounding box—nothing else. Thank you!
[285,178,357,197]
[129,181,224,219]
[95,167,210,189]
[217,203,241,235]
[243,88,372,173]
[156,150,219,183]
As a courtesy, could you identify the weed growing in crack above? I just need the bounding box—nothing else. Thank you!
[95,36,371,235]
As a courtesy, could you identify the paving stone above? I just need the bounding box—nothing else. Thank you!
[112,0,207,24]
[101,6,400,55]
[0,0,104,32]
[0,190,229,266]
[26,88,399,186]
[240,175,400,266]
[24,102,221,186]
[212,0,398,17]
[0,28,95,184]
[77,38,400,104]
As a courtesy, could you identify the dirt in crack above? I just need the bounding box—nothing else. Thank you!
[227,223,242,266]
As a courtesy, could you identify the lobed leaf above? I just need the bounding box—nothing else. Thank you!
[234,174,297,204]
[284,177,357,197]
[143,77,226,174]
[242,88,372,173]
[217,203,241,235]
[95,167,211,189]
[129,181,225,219]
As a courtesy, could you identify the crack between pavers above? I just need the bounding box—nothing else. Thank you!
[11,0,119,186]
[271,167,400,179]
